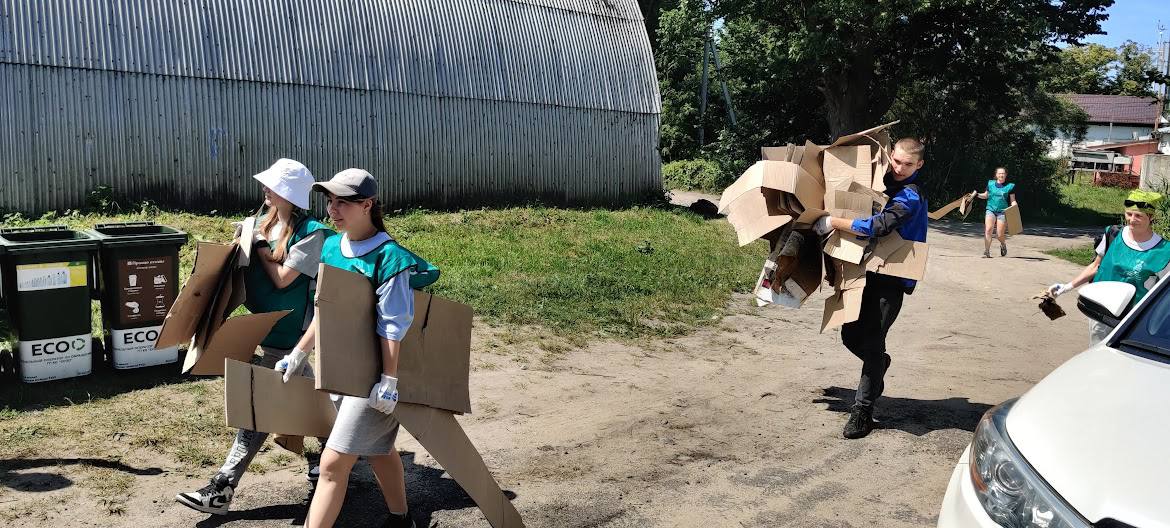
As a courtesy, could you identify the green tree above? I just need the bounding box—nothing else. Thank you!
[1113,40,1168,97]
[1043,40,1169,97]
[1042,43,1117,94]
[712,0,1112,140]
[655,0,713,162]
[639,0,680,50]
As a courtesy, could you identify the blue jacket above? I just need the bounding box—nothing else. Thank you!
[849,171,928,290]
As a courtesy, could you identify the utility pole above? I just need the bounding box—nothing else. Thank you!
[696,33,737,146]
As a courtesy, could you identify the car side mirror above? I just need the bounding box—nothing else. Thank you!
[1077,281,1136,327]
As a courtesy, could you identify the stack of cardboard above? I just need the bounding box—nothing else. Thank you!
[154,241,289,374]
[718,122,929,332]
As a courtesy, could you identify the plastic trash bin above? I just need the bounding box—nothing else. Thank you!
[88,222,188,369]
[0,226,101,383]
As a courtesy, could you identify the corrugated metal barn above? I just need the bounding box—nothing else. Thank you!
[0,0,661,214]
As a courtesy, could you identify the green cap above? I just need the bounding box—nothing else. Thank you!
[1124,189,1163,215]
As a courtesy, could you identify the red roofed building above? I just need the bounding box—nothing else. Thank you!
[1050,94,1168,158]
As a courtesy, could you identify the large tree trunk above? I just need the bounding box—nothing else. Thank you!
[820,47,898,141]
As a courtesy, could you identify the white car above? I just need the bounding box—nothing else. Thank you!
[938,277,1170,528]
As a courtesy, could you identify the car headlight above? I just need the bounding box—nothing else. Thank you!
[970,400,1090,528]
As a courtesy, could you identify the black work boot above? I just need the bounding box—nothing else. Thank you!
[843,404,875,439]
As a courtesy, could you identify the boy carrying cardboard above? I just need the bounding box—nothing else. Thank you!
[812,138,929,439]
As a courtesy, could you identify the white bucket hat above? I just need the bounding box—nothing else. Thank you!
[252,158,314,209]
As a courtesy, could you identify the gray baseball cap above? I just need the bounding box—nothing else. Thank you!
[312,168,378,199]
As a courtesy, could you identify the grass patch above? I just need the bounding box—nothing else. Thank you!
[1045,246,1097,266]
[1,206,760,345]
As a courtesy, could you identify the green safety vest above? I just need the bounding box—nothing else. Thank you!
[985,180,1015,213]
[1093,226,1170,306]
[244,214,334,349]
[320,233,440,290]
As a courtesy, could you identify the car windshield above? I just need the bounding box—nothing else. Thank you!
[1118,278,1170,358]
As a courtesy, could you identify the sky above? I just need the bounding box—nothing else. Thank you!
[1083,0,1168,49]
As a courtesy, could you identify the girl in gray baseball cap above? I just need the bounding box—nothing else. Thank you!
[305,169,439,528]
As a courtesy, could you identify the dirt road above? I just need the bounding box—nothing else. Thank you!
[4,213,1099,528]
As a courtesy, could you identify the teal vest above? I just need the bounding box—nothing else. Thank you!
[985,180,1015,213]
[320,233,440,290]
[244,214,334,349]
[1093,227,1170,306]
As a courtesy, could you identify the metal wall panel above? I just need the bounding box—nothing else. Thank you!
[1,63,660,213]
[0,0,661,214]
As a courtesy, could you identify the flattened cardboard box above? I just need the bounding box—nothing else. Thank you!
[1004,204,1024,235]
[718,160,827,246]
[156,239,297,376]
[224,358,337,438]
[156,241,292,375]
[928,192,977,220]
[314,264,473,414]
[224,356,524,528]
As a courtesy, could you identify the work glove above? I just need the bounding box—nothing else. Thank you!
[274,347,309,383]
[368,374,399,414]
[812,215,834,236]
[1047,283,1073,298]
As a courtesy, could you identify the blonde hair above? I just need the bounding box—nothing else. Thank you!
[893,137,925,159]
[258,209,300,263]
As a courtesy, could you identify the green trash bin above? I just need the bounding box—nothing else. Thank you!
[88,222,188,369]
[0,225,101,383]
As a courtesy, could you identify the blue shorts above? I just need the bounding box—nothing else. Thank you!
[986,210,1006,222]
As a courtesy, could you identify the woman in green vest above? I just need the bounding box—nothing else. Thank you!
[305,169,439,528]
[975,167,1017,257]
[175,158,334,516]
[1047,190,1170,345]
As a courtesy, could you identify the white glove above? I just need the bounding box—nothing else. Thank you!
[813,215,834,236]
[1047,283,1073,298]
[368,374,399,414]
[274,347,309,383]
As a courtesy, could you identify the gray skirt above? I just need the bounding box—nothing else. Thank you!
[324,395,401,456]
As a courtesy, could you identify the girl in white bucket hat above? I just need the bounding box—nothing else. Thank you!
[175,158,335,515]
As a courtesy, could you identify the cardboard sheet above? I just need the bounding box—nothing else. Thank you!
[823,232,868,265]
[821,288,864,333]
[155,242,235,349]
[928,192,977,220]
[718,161,827,246]
[314,264,473,414]
[184,310,290,375]
[224,359,338,438]
[823,146,872,192]
[865,234,929,281]
[1004,204,1023,235]
[394,403,525,528]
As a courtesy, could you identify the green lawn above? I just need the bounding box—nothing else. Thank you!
[0,204,765,471]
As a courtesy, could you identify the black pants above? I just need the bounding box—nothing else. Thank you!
[840,274,906,408]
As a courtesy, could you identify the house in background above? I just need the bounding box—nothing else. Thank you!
[1050,94,1168,158]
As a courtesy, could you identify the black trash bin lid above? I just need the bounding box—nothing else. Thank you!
[0,225,100,254]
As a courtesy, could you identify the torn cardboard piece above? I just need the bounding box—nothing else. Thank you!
[824,145,873,191]
[225,358,338,438]
[928,192,978,220]
[314,264,473,414]
[823,231,869,265]
[184,310,290,375]
[1004,204,1023,235]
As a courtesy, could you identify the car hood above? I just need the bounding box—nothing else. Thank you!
[1007,345,1170,528]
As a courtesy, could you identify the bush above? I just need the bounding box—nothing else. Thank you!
[662,159,732,193]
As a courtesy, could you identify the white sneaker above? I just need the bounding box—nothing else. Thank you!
[175,474,234,515]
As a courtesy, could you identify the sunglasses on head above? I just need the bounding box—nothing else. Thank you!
[1124,200,1154,209]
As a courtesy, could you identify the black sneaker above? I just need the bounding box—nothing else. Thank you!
[382,511,417,528]
[175,474,234,515]
[1000,243,1007,257]
[842,405,874,439]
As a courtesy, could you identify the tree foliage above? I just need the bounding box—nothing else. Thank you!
[1043,40,1170,97]
[655,0,1114,209]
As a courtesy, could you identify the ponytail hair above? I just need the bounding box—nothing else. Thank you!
[369,199,387,233]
